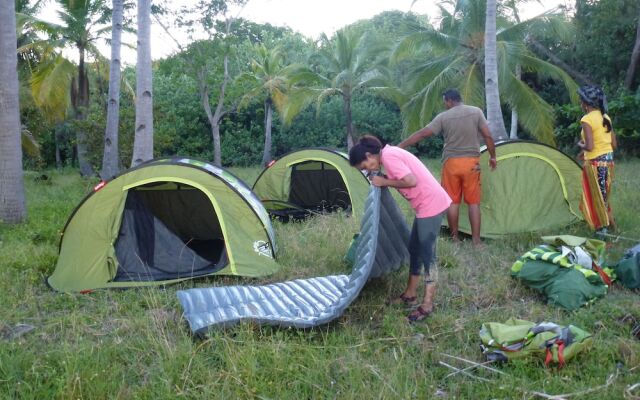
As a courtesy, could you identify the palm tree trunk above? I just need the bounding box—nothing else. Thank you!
[102,0,123,179]
[0,1,27,223]
[510,63,521,139]
[625,10,640,90]
[343,93,355,150]
[131,0,154,167]
[484,0,508,141]
[75,46,93,177]
[262,99,273,166]
[509,2,520,140]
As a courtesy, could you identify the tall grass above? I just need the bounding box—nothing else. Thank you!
[1,160,639,399]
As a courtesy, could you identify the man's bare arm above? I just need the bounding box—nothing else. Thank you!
[397,126,434,149]
[479,122,497,170]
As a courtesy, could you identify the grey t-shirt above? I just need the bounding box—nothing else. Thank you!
[426,104,488,162]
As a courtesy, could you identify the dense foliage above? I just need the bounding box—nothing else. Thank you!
[17,2,640,171]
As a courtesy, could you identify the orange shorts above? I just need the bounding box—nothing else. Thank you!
[441,157,481,205]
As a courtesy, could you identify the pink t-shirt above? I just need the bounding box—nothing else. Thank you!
[380,145,451,218]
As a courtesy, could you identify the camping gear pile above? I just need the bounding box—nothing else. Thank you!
[480,318,593,368]
[177,187,410,332]
[511,235,612,310]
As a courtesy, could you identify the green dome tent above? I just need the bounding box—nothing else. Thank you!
[49,158,279,292]
[456,141,583,238]
[252,148,370,220]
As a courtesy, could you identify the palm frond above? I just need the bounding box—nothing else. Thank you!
[21,127,41,159]
[518,54,579,103]
[315,88,340,117]
[501,71,555,144]
[459,61,485,108]
[30,54,75,122]
[498,10,573,43]
[402,55,467,133]
[280,87,323,126]
[369,86,408,109]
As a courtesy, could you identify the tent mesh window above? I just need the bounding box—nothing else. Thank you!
[114,182,227,282]
[288,161,351,212]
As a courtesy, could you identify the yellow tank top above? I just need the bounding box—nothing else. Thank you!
[580,111,613,160]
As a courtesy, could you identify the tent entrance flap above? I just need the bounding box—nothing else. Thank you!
[114,182,227,282]
[288,161,351,212]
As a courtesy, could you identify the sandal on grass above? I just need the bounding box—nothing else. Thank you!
[407,306,434,322]
[386,293,417,307]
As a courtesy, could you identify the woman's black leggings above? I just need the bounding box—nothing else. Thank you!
[408,213,443,277]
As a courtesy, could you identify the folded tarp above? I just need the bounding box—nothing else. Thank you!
[177,187,410,333]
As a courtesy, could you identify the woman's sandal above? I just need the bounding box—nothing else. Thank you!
[407,306,434,322]
[386,293,417,307]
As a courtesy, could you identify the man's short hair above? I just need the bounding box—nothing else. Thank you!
[442,89,461,102]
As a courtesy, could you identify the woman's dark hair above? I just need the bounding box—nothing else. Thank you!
[599,101,612,133]
[577,85,612,132]
[349,135,383,166]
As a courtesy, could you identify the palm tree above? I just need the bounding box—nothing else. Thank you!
[56,0,111,176]
[395,0,578,144]
[284,28,387,149]
[0,0,27,223]
[131,0,153,166]
[101,0,124,178]
[502,0,578,138]
[17,1,73,160]
[485,0,508,140]
[237,44,289,165]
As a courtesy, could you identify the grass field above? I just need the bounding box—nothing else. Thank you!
[1,159,639,399]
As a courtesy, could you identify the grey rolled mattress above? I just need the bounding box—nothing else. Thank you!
[177,187,410,333]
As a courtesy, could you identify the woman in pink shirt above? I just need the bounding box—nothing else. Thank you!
[349,135,452,322]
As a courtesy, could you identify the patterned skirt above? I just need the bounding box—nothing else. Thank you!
[580,152,614,231]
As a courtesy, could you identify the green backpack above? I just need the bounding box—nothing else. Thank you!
[480,318,593,368]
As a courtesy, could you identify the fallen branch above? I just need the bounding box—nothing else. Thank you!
[438,361,492,382]
[440,353,507,376]
[443,359,503,380]
[626,382,640,400]
[528,370,618,399]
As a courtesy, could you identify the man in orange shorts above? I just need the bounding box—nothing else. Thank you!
[398,89,497,246]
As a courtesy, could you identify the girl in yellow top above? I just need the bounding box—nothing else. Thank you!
[577,85,617,233]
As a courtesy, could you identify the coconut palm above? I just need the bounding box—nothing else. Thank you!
[237,44,290,165]
[20,0,111,176]
[16,1,71,157]
[58,0,111,175]
[283,28,387,149]
[101,0,124,178]
[396,0,578,144]
[485,0,508,139]
[0,0,27,223]
[131,0,153,166]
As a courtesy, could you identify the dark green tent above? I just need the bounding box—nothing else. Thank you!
[252,148,370,220]
[457,141,583,237]
[49,158,279,292]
